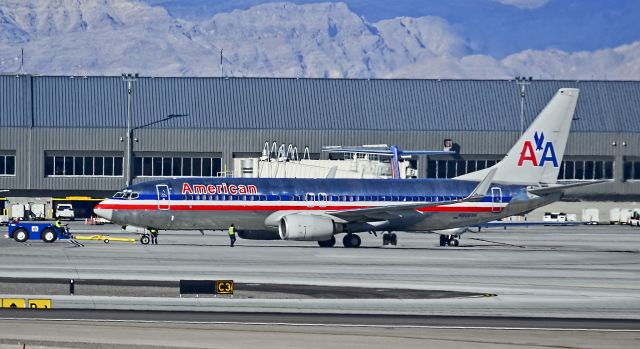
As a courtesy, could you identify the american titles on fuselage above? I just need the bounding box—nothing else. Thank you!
[181,182,258,195]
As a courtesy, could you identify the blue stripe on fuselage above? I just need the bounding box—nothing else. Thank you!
[116,178,526,203]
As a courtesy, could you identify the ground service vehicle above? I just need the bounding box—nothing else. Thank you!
[8,222,70,243]
[55,204,75,220]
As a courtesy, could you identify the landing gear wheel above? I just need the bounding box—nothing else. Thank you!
[103,239,110,244]
[343,234,361,248]
[13,228,28,243]
[317,236,336,247]
[390,233,397,246]
[449,237,459,247]
[140,235,150,245]
[382,233,390,246]
[41,228,57,243]
[439,234,448,247]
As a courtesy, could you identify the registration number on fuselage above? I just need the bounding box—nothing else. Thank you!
[458,213,478,218]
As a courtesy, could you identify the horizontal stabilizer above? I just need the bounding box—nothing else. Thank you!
[528,181,606,196]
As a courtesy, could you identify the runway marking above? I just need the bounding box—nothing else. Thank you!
[1,317,639,332]
[467,237,526,248]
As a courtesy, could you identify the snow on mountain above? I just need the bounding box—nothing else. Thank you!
[196,2,391,78]
[0,0,638,80]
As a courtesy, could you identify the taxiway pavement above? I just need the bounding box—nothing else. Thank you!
[1,223,638,319]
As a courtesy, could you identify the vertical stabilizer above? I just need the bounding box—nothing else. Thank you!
[456,88,579,185]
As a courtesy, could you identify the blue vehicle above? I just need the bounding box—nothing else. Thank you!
[8,222,71,243]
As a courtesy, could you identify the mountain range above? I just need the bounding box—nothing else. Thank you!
[0,0,638,79]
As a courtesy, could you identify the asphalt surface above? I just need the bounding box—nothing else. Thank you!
[1,223,640,347]
[1,309,640,330]
[0,277,481,298]
[0,311,638,349]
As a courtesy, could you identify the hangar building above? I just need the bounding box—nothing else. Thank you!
[0,75,638,200]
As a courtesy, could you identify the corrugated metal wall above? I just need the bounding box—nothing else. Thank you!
[2,75,639,132]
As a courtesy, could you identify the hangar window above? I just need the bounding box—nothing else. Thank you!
[45,155,123,177]
[134,156,222,177]
[0,155,15,175]
[557,159,614,181]
[623,158,640,181]
[426,157,501,179]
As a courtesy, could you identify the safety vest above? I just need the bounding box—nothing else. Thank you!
[228,226,236,236]
[55,220,62,228]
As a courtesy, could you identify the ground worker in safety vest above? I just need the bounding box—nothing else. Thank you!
[149,228,158,245]
[228,224,236,247]
[54,218,66,234]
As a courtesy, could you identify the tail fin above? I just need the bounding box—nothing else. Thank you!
[456,88,579,185]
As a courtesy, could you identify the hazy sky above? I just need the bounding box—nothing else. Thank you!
[143,0,640,57]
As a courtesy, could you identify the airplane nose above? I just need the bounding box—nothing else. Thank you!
[94,202,112,221]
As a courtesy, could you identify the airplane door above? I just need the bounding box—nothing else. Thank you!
[305,193,315,207]
[491,187,502,213]
[156,184,171,210]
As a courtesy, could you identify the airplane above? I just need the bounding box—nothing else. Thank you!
[94,88,596,248]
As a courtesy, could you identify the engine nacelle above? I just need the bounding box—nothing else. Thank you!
[278,214,341,241]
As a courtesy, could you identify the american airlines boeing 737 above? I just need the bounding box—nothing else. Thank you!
[94,88,594,247]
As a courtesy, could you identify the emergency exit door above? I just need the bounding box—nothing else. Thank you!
[491,187,502,213]
[156,184,171,210]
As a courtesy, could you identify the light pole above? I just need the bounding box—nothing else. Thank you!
[514,76,532,136]
[122,73,138,186]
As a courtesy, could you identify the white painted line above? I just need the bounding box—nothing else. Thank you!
[1,317,638,332]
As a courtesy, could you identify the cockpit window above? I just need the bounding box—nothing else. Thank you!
[129,192,139,199]
[113,192,124,198]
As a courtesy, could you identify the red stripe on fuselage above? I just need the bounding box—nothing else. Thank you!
[95,203,502,213]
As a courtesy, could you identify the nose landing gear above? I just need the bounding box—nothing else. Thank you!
[439,234,459,247]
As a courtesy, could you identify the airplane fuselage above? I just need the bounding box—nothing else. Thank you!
[95,177,549,234]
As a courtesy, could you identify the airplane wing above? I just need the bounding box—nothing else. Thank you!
[528,181,606,196]
[329,168,497,223]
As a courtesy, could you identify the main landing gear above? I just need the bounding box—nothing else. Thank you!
[317,236,336,247]
[439,234,459,247]
[317,234,365,248]
[342,234,361,248]
[382,232,397,246]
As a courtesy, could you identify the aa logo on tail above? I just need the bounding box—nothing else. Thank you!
[517,132,558,167]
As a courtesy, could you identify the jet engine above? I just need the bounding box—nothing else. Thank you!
[278,214,342,241]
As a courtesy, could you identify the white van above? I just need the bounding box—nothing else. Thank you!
[56,204,75,220]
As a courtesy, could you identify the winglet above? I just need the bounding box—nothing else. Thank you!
[466,168,497,200]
